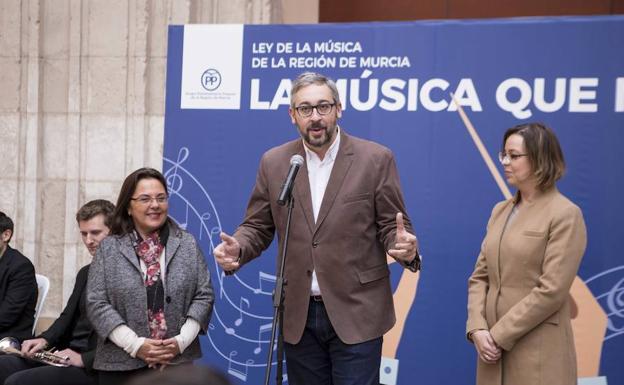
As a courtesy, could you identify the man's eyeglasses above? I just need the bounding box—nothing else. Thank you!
[498,152,528,164]
[131,194,168,205]
[294,103,335,118]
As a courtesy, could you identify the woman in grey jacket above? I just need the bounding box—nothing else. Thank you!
[86,168,214,385]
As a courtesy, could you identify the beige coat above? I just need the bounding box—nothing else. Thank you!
[467,188,587,385]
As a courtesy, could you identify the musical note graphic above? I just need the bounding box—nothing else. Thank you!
[235,298,251,327]
[227,351,255,381]
[209,226,221,247]
[254,323,273,354]
[254,271,277,295]
[164,147,286,383]
[178,203,190,230]
[219,271,226,299]
[166,147,189,195]
[199,212,213,240]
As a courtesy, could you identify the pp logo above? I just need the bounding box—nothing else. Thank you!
[201,69,222,91]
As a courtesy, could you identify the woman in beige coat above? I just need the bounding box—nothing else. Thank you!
[466,122,587,385]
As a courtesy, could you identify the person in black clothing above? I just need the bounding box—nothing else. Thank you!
[0,200,114,385]
[0,211,37,343]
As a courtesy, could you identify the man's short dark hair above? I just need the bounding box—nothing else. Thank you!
[290,72,341,108]
[75,200,115,229]
[0,211,14,242]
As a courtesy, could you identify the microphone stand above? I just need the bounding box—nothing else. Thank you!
[263,194,294,385]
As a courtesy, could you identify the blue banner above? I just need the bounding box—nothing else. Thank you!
[164,16,624,385]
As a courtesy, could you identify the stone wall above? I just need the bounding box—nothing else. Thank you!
[0,0,317,318]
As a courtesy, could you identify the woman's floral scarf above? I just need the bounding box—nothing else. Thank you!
[133,227,168,339]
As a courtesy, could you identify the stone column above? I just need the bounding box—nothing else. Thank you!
[0,0,291,318]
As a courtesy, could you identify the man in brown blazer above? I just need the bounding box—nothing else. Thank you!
[214,72,420,385]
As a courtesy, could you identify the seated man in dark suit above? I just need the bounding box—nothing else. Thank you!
[0,200,114,385]
[0,211,37,343]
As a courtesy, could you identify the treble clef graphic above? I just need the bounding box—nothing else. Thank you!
[167,147,189,195]
[163,147,285,383]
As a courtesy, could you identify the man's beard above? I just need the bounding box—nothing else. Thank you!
[303,122,336,148]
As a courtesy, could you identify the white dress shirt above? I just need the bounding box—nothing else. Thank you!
[302,128,341,296]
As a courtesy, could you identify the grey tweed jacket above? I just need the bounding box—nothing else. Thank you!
[86,223,214,371]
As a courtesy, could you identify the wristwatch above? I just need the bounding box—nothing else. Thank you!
[405,253,421,272]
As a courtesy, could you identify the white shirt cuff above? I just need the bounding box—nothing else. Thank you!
[174,318,201,354]
[108,325,145,358]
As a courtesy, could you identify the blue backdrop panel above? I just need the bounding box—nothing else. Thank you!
[164,16,624,385]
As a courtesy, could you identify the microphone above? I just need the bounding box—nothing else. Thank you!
[277,155,304,206]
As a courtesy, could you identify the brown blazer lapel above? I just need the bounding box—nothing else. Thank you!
[292,143,315,234]
[314,132,354,235]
